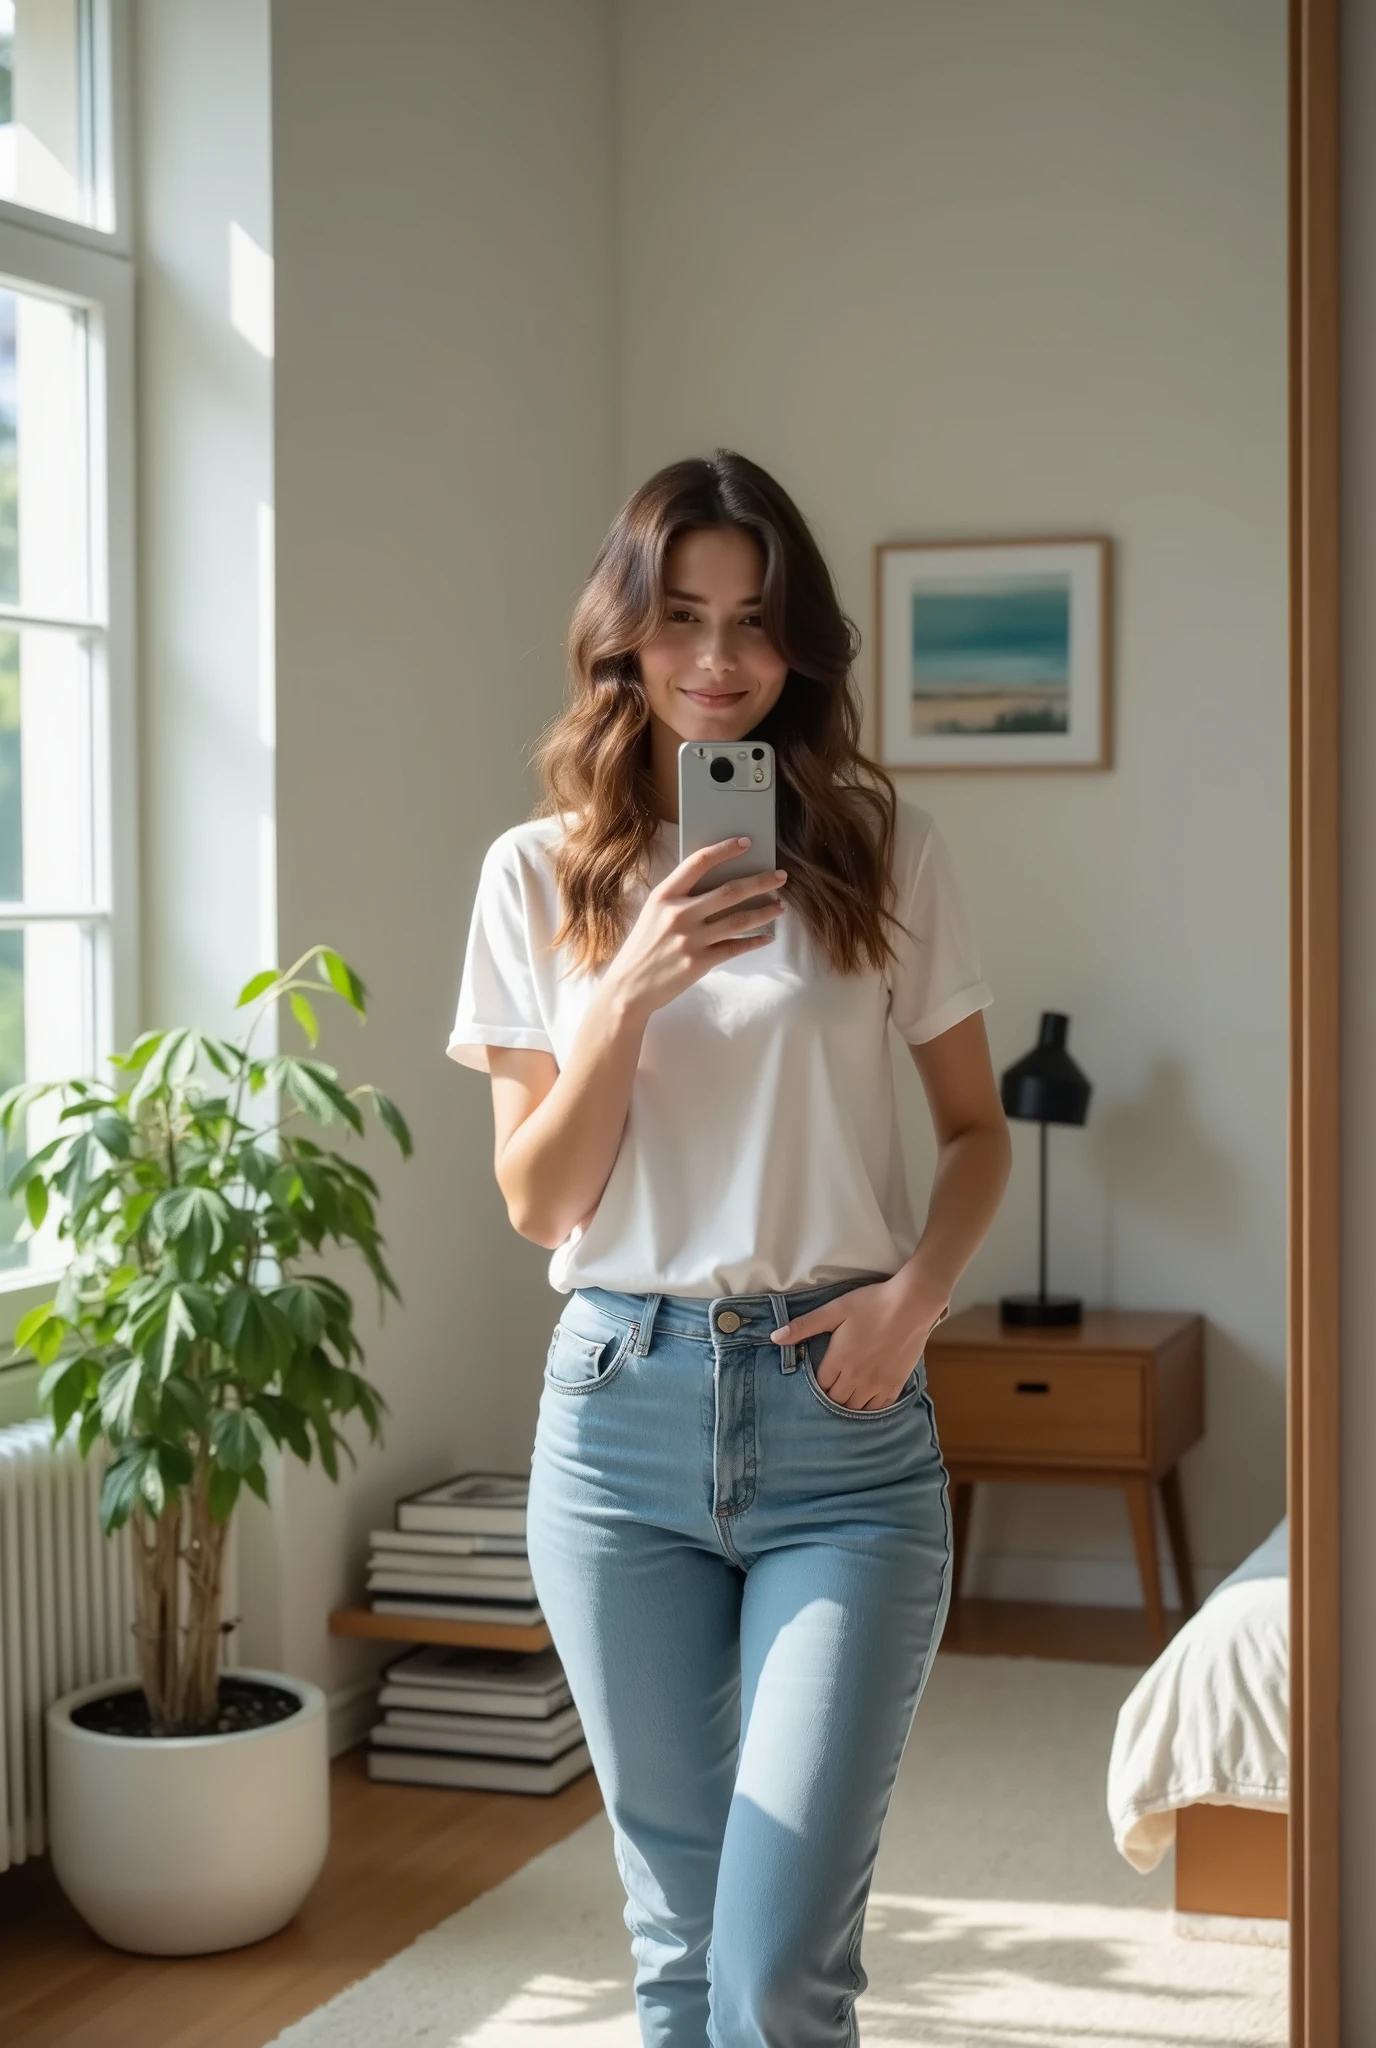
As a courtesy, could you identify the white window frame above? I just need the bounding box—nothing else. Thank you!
[0,0,132,259]
[0,118,135,1337]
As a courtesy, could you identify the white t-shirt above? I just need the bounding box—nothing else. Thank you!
[448,799,992,1298]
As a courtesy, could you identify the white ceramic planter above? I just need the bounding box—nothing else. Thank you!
[47,1669,329,1955]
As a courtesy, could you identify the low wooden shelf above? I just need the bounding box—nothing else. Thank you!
[328,1606,552,1653]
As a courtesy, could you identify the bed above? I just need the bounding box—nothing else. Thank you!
[1107,1517,1288,1928]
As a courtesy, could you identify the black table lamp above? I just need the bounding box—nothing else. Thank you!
[999,1012,1092,1327]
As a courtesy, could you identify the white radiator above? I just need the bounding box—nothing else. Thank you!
[0,1420,137,1871]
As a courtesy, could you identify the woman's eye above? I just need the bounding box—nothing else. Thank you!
[742,616,764,629]
[666,609,695,625]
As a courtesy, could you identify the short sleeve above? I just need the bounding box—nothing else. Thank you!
[446,835,557,1073]
[887,811,994,1046]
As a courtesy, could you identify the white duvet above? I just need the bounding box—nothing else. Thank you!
[1107,1518,1289,1873]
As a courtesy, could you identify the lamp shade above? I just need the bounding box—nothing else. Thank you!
[1000,1012,1092,1127]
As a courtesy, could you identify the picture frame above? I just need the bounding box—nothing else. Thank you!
[874,536,1113,772]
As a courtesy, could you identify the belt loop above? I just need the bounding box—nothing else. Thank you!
[769,1290,797,1373]
[633,1293,662,1357]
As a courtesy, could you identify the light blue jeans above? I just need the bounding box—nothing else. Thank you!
[526,1277,954,2048]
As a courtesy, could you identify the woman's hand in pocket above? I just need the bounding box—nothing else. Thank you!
[771,1274,949,1411]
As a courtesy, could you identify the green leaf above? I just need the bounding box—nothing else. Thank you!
[219,1286,293,1387]
[275,1057,365,1135]
[211,1406,272,1474]
[271,1279,329,1346]
[78,1404,104,1456]
[139,1459,165,1516]
[16,1301,59,1352]
[159,1291,198,1380]
[24,1175,48,1230]
[236,968,279,1008]
[6,1134,64,1199]
[0,1079,56,1138]
[208,1466,241,1521]
[319,948,367,1014]
[243,1461,269,1505]
[367,1087,413,1158]
[99,1355,145,1437]
[91,1108,131,1159]
[312,1414,340,1482]
[158,1373,209,1438]
[270,1401,312,1463]
[153,1185,232,1278]
[156,1440,195,1488]
[100,1448,152,1532]
[42,1354,97,1441]
[289,992,319,1048]
[113,1030,166,1073]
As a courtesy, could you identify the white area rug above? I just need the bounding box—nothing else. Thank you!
[270,1655,1287,2047]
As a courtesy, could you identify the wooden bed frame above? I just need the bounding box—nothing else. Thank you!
[1176,1803,1290,1923]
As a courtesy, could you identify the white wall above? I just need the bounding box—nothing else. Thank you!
[270,0,618,1731]
[133,0,278,1658]
[1341,0,1376,2031]
[135,0,275,1035]
[617,0,1289,1600]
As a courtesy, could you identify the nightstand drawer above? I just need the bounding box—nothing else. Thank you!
[925,1356,1145,1463]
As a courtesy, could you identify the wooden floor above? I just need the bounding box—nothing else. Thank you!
[0,1600,1175,2047]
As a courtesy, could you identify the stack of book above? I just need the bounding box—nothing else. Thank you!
[366,1473,541,1629]
[366,1642,590,1793]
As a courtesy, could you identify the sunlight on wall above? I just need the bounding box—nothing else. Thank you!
[230,219,274,359]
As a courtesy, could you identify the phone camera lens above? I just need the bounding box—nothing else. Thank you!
[709,756,734,785]
[751,747,765,760]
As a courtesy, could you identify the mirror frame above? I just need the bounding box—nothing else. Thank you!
[1289,0,1340,2040]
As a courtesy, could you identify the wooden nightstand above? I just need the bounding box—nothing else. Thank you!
[923,1305,1204,1649]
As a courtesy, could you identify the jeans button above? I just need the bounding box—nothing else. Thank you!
[716,1309,742,1333]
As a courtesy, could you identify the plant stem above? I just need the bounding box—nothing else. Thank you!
[176,1457,227,1729]
[131,1500,181,1732]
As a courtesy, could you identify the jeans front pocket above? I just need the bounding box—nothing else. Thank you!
[544,1309,634,1394]
[801,1329,924,1421]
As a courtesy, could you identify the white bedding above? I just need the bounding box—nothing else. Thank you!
[1107,1518,1288,1873]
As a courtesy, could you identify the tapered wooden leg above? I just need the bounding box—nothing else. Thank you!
[949,1480,974,1599]
[1123,1477,1167,1650]
[1159,1466,1197,1616]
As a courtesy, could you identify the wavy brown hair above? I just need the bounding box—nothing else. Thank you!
[534,449,900,975]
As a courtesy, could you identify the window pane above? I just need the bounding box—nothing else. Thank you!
[0,627,93,910]
[0,284,90,617]
[0,918,93,1273]
[0,0,105,229]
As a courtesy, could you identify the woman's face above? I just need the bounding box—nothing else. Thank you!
[637,526,788,742]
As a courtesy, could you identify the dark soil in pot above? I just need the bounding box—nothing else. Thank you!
[71,1676,303,1740]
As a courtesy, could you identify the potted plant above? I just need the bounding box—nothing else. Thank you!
[6,946,410,1955]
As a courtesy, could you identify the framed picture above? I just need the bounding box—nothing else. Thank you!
[874,536,1112,771]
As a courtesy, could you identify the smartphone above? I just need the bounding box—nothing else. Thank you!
[677,739,778,939]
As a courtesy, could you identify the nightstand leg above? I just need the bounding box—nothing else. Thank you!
[949,1481,974,1599]
[1123,1477,1167,1650]
[1159,1467,1197,1615]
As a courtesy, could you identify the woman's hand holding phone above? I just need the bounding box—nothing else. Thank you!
[603,838,786,1026]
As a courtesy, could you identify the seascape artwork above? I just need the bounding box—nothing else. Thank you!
[910,575,1071,736]
[877,538,1109,770]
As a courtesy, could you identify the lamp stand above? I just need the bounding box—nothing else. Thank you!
[1000,1119,1083,1328]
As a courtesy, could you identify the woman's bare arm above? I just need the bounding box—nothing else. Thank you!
[487,992,645,1248]
[897,1009,1012,1310]
[771,1011,1011,1408]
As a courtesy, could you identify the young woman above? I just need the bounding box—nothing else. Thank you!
[448,450,1010,2047]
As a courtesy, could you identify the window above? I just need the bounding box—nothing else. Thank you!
[0,0,131,1291]
[0,0,115,232]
